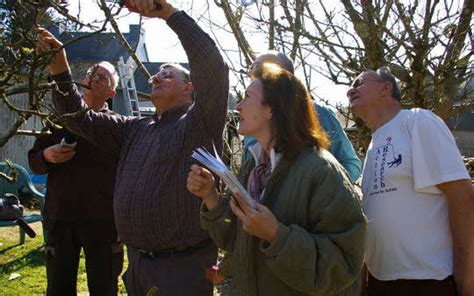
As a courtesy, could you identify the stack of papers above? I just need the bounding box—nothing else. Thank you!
[192,145,256,209]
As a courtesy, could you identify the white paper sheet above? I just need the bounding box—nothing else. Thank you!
[192,145,256,209]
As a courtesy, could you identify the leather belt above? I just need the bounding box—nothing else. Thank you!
[134,239,213,259]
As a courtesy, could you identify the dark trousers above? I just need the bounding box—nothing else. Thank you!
[123,240,217,296]
[44,220,124,296]
[367,273,457,296]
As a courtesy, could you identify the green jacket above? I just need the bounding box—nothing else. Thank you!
[201,148,366,296]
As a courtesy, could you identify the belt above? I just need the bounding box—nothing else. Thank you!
[135,239,213,259]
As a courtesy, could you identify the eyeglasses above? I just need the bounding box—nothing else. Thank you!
[351,77,385,88]
[148,70,187,84]
[86,67,111,85]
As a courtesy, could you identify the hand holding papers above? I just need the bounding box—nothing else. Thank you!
[192,145,256,209]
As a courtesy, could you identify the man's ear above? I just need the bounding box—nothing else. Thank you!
[184,81,193,97]
[264,107,273,120]
[185,81,193,91]
[381,81,392,96]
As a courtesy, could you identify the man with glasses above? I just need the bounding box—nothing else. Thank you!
[36,0,229,295]
[347,67,473,295]
[244,51,362,182]
[28,61,123,295]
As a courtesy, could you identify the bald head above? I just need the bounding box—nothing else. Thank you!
[250,51,295,77]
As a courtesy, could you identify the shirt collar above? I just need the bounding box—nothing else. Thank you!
[154,104,191,121]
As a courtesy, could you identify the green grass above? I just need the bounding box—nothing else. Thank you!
[0,222,128,295]
[0,221,230,295]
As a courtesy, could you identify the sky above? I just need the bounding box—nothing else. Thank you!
[60,0,350,108]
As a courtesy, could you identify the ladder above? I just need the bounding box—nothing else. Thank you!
[118,56,141,116]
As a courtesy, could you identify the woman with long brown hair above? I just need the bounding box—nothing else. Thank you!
[187,64,366,296]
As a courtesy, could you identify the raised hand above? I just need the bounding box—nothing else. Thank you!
[127,0,176,20]
[230,192,279,243]
[35,28,69,75]
[36,29,62,52]
[43,144,75,164]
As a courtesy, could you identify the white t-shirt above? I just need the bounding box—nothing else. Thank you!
[362,108,470,281]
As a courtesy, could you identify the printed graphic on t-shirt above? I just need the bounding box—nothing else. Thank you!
[369,137,401,196]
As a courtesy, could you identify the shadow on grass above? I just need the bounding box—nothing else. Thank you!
[0,239,44,254]
[0,245,45,273]
[0,244,24,254]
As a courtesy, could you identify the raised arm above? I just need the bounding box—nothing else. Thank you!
[36,30,87,117]
[51,71,129,158]
[36,30,128,157]
[125,1,229,141]
[36,29,69,76]
[167,11,229,140]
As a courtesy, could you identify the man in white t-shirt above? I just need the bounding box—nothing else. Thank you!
[347,67,473,296]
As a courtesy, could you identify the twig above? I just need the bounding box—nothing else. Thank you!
[98,0,151,79]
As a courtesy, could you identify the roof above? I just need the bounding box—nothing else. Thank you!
[49,24,148,62]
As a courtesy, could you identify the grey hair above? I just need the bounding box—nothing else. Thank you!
[96,61,119,90]
[160,63,194,101]
[160,63,190,82]
[375,66,401,101]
